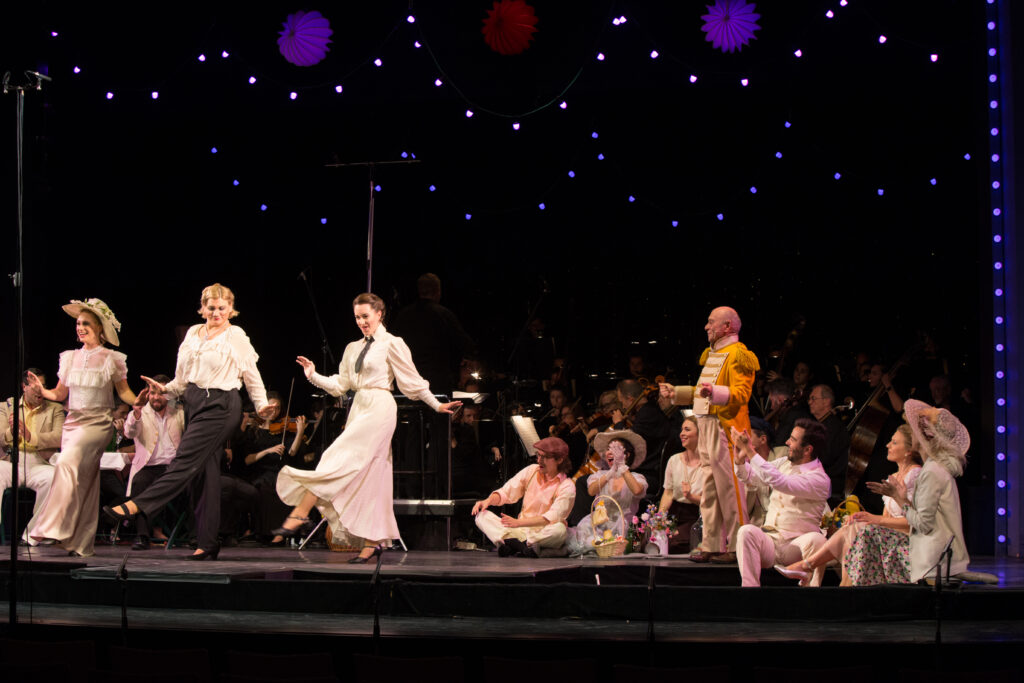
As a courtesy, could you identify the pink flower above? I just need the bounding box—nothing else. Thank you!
[641,513,650,522]
[632,516,640,525]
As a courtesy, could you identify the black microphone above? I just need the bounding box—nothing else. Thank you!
[26,70,52,82]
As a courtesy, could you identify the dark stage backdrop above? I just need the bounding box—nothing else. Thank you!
[0,2,993,539]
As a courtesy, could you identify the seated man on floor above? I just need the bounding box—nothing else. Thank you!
[472,436,575,558]
[0,368,65,543]
[732,418,830,587]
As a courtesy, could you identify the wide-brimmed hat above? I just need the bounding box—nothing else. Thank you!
[904,399,969,474]
[592,429,647,469]
[62,298,121,346]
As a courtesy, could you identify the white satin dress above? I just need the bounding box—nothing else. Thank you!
[276,325,440,546]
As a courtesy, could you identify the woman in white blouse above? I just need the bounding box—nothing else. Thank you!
[28,298,137,557]
[658,415,703,554]
[103,284,274,560]
[275,293,461,563]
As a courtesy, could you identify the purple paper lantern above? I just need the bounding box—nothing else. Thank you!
[278,10,333,67]
[701,0,760,54]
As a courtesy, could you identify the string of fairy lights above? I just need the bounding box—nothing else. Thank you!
[48,2,971,227]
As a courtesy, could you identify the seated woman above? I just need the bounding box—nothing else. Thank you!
[779,400,969,585]
[658,416,702,554]
[566,430,648,557]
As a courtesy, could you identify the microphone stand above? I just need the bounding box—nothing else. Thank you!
[298,269,336,465]
[371,548,385,653]
[116,549,131,645]
[323,159,421,292]
[3,68,49,632]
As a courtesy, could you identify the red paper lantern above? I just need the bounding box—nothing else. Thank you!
[481,0,539,56]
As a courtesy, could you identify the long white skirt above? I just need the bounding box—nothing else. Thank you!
[276,388,400,546]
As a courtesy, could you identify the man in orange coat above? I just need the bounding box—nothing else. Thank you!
[660,306,759,562]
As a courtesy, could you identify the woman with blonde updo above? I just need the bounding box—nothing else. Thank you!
[103,284,275,561]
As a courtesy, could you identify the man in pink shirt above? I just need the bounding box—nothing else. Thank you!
[472,436,575,558]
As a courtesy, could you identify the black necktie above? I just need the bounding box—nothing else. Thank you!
[354,336,374,374]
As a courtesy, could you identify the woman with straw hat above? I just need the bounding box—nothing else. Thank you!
[27,298,137,557]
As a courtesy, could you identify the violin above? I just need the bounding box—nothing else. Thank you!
[267,418,303,435]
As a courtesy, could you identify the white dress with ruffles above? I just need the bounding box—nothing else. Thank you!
[29,347,127,556]
[276,325,439,546]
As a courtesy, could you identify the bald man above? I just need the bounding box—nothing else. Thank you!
[660,307,760,563]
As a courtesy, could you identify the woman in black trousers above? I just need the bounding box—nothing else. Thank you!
[104,283,273,559]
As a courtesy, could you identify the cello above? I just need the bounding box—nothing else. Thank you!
[843,344,920,496]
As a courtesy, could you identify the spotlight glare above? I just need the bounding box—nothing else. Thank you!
[434,78,443,87]
[335,85,343,93]
[466,109,474,118]
[210,147,218,154]
[248,76,257,84]
[260,204,267,211]
[597,153,605,160]
[740,78,749,86]
[407,14,416,23]
[930,178,937,186]
[716,213,724,221]
[930,54,938,62]
[73,66,81,74]
[232,179,239,186]
[878,35,887,44]
[512,122,520,130]
[689,74,698,83]
[591,131,599,139]
[374,58,383,67]
[198,54,206,62]
[834,172,842,180]
[429,185,436,192]
[568,170,575,178]
[750,186,757,194]
[775,152,783,159]
[628,195,636,203]
[650,50,659,59]
[826,10,834,18]
[106,91,114,100]
[465,213,472,220]
[784,121,792,128]
[794,49,803,58]
[539,203,546,210]
[321,218,328,224]
[671,220,678,227]
[289,91,297,100]
[221,50,229,58]
[414,41,422,48]
[151,91,159,99]
[877,188,885,196]
[559,101,567,109]
[597,52,605,61]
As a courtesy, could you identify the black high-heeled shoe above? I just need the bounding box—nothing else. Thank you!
[184,547,220,561]
[347,545,383,564]
[102,502,138,524]
[269,516,312,538]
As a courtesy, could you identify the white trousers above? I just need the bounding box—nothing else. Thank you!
[736,524,827,587]
[475,510,567,550]
[0,454,56,538]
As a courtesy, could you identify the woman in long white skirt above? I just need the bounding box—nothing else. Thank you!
[275,293,460,563]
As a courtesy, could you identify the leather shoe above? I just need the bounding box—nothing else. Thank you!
[102,502,137,524]
[184,547,220,561]
[502,538,530,557]
[132,536,150,551]
[709,551,737,564]
[270,516,312,538]
[348,546,383,564]
[688,550,717,563]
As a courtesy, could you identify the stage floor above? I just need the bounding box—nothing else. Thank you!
[2,546,1023,645]
[5,544,1024,585]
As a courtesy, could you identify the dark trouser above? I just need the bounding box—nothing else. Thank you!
[130,465,168,538]
[133,384,241,551]
[220,473,257,536]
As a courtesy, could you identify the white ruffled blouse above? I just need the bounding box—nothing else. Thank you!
[164,324,268,412]
[57,347,128,412]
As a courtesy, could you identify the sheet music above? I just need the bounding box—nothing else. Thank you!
[511,415,541,456]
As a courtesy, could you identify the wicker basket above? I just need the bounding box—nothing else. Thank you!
[591,495,627,558]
